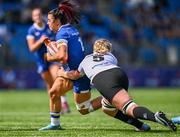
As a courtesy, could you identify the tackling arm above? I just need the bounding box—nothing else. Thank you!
[57,67,81,80]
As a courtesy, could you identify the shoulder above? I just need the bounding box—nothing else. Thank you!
[85,54,93,59]
[27,25,35,34]
[69,25,80,36]
[81,54,93,63]
[57,28,68,35]
[58,24,71,35]
[107,52,116,59]
[57,24,78,37]
[70,25,79,32]
[27,25,35,39]
[56,28,69,40]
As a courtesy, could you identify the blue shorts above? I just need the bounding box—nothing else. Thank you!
[72,76,91,93]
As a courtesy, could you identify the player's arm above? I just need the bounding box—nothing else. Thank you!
[57,67,81,80]
[45,41,68,63]
[57,61,85,80]
[27,35,47,52]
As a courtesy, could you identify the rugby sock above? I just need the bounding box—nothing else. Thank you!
[61,96,67,103]
[50,112,60,126]
[133,107,156,122]
[115,110,143,129]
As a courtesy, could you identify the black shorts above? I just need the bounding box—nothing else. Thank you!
[92,67,129,102]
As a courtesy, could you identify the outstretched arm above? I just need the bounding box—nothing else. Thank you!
[57,67,81,80]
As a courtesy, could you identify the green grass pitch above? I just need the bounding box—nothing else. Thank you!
[0,88,180,137]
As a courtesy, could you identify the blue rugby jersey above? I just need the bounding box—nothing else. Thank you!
[27,23,55,63]
[26,22,55,73]
[56,23,90,93]
[56,23,85,70]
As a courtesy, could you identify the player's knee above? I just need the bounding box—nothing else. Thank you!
[101,98,117,117]
[49,89,60,101]
[122,100,137,115]
[76,100,94,115]
[49,80,64,100]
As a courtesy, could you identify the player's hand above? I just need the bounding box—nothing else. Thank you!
[67,70,80,80]
[50,41,57,46]
[39,35,48,44]
[57,67,80,80]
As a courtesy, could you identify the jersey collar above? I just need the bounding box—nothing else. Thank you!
[58,23,70,32]
[33,22,45,30]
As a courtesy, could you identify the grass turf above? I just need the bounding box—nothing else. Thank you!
[0,88,180,137]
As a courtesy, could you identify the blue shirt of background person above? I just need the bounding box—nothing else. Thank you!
[56,23,84,70]
[27,22,55,73]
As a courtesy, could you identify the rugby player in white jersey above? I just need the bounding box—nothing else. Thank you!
[58,38,177,131]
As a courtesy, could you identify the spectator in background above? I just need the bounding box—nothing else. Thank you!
[137,40,158,66]
[1,66,16,89]
[26,7,70,115]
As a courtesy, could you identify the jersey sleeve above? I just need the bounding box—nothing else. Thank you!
[56,30,69,46]
[78,61,85,76]
[26,27,35,40]
[113,56,118,65]
[110,53,118,65]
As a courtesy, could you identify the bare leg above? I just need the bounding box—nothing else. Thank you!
[49,77,72,112]
[39,77,73,130]
[73,91,102,115]
[49,64,71,113]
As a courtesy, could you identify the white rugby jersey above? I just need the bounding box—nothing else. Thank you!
[78,52,119,82]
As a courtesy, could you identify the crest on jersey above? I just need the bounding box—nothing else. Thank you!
[35,31,40,36]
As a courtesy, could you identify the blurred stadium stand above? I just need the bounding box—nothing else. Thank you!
[0,0,179,88]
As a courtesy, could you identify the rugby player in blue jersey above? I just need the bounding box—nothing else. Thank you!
[39,1,101,130]
[26,7,71,122]
[40,0,152,131]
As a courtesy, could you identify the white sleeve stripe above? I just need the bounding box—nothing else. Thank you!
[56,39,68,44]
[26,35,34,39]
